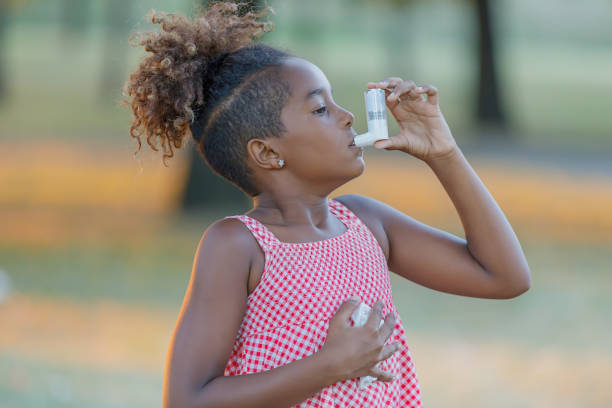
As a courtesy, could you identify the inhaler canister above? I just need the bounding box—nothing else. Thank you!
[353,88,389,148]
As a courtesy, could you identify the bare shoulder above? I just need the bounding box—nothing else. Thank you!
[332,194,390,261]
[197,217,260,273]
[202,217,259,249]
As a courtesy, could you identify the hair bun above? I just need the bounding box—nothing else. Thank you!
[202,51,230,90]
[123,1,275,164]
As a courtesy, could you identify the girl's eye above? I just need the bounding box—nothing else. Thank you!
[313,106,328,115]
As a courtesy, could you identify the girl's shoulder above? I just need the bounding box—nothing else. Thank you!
[209,215,261,244]
[198,216,261,268]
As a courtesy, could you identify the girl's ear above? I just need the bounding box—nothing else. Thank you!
[246,138,282,169]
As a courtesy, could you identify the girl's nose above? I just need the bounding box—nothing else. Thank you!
[342,108,355,128]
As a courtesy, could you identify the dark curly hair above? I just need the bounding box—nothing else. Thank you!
[123,1,293,197]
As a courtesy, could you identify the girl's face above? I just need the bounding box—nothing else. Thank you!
[275,57,365,187]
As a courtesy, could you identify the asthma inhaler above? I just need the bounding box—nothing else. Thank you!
[353,88,389,148]
[350,301,386,388]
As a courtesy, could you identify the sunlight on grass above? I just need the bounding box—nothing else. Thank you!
[1,142,611,247]
[0,293,172,373]
[0,141,188,217]
[412,336,612,407]
[338,154,612,241]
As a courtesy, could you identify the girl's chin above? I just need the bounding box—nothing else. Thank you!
[350,156,366,173]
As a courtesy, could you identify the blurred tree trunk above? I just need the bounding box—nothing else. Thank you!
[61,0,89,33]
[99,0,131,102]
[181,147,250,212]
[180,0,262,212]
[60,0,91,53]
[476,0,507,132]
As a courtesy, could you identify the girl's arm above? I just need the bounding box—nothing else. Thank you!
[421,147,531,297]
[337,148,531,298]
[191,350,337,408]
[162,219,339,408]
[345,79,531,299]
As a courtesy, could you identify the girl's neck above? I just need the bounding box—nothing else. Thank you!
[249,193,332,227]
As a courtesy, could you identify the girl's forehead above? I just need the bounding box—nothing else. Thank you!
[281,57,331,99]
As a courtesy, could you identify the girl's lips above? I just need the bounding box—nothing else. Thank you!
[349,144,363,152]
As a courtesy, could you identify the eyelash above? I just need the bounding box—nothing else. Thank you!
[314,105,328,115]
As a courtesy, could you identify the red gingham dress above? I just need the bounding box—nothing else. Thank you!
[223,198,422,407]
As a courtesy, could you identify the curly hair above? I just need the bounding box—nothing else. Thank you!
[123,1,293,196]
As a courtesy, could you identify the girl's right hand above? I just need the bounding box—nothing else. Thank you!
[318,297,401,383]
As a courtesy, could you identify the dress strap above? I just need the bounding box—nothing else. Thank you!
[328,198,360,229]
[223,215,279,252]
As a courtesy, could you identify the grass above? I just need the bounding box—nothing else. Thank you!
[1,351,162,408]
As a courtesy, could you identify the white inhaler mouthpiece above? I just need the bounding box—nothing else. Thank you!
[353,88,389,148]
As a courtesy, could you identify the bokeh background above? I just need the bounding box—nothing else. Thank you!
[1,0,611,407]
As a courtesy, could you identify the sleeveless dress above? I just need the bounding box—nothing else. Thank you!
[223,198,422,407]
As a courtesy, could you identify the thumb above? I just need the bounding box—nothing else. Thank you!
[331,296,362,326]
[374,139,393,150]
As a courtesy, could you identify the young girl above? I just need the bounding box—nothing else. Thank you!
[124,3,531,407]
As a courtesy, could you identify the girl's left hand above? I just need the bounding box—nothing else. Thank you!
[366,78,458,162]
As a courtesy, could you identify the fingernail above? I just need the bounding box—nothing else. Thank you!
[417,86,424,92]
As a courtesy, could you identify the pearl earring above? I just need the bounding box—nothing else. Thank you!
[278,159,285,168]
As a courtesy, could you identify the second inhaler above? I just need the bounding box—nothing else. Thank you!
[353,88,389,148]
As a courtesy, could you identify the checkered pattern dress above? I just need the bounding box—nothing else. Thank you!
[223,198,421,407]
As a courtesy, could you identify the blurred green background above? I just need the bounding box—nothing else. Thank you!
[1,0,611,407]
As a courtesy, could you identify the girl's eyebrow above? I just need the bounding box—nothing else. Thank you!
[304,87,334,101]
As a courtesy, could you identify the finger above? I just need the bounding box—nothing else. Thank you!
[365,299,384,329]
[331,296,362,327]
[367,77,403,90]
[387,80,417,103]
[366,82,385,89]
[370,366,395,383]
[378,341,402,363]
[378,310,398,341]
[407,83,425,101]
[373,136,398,150]
[418,84,438,105]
